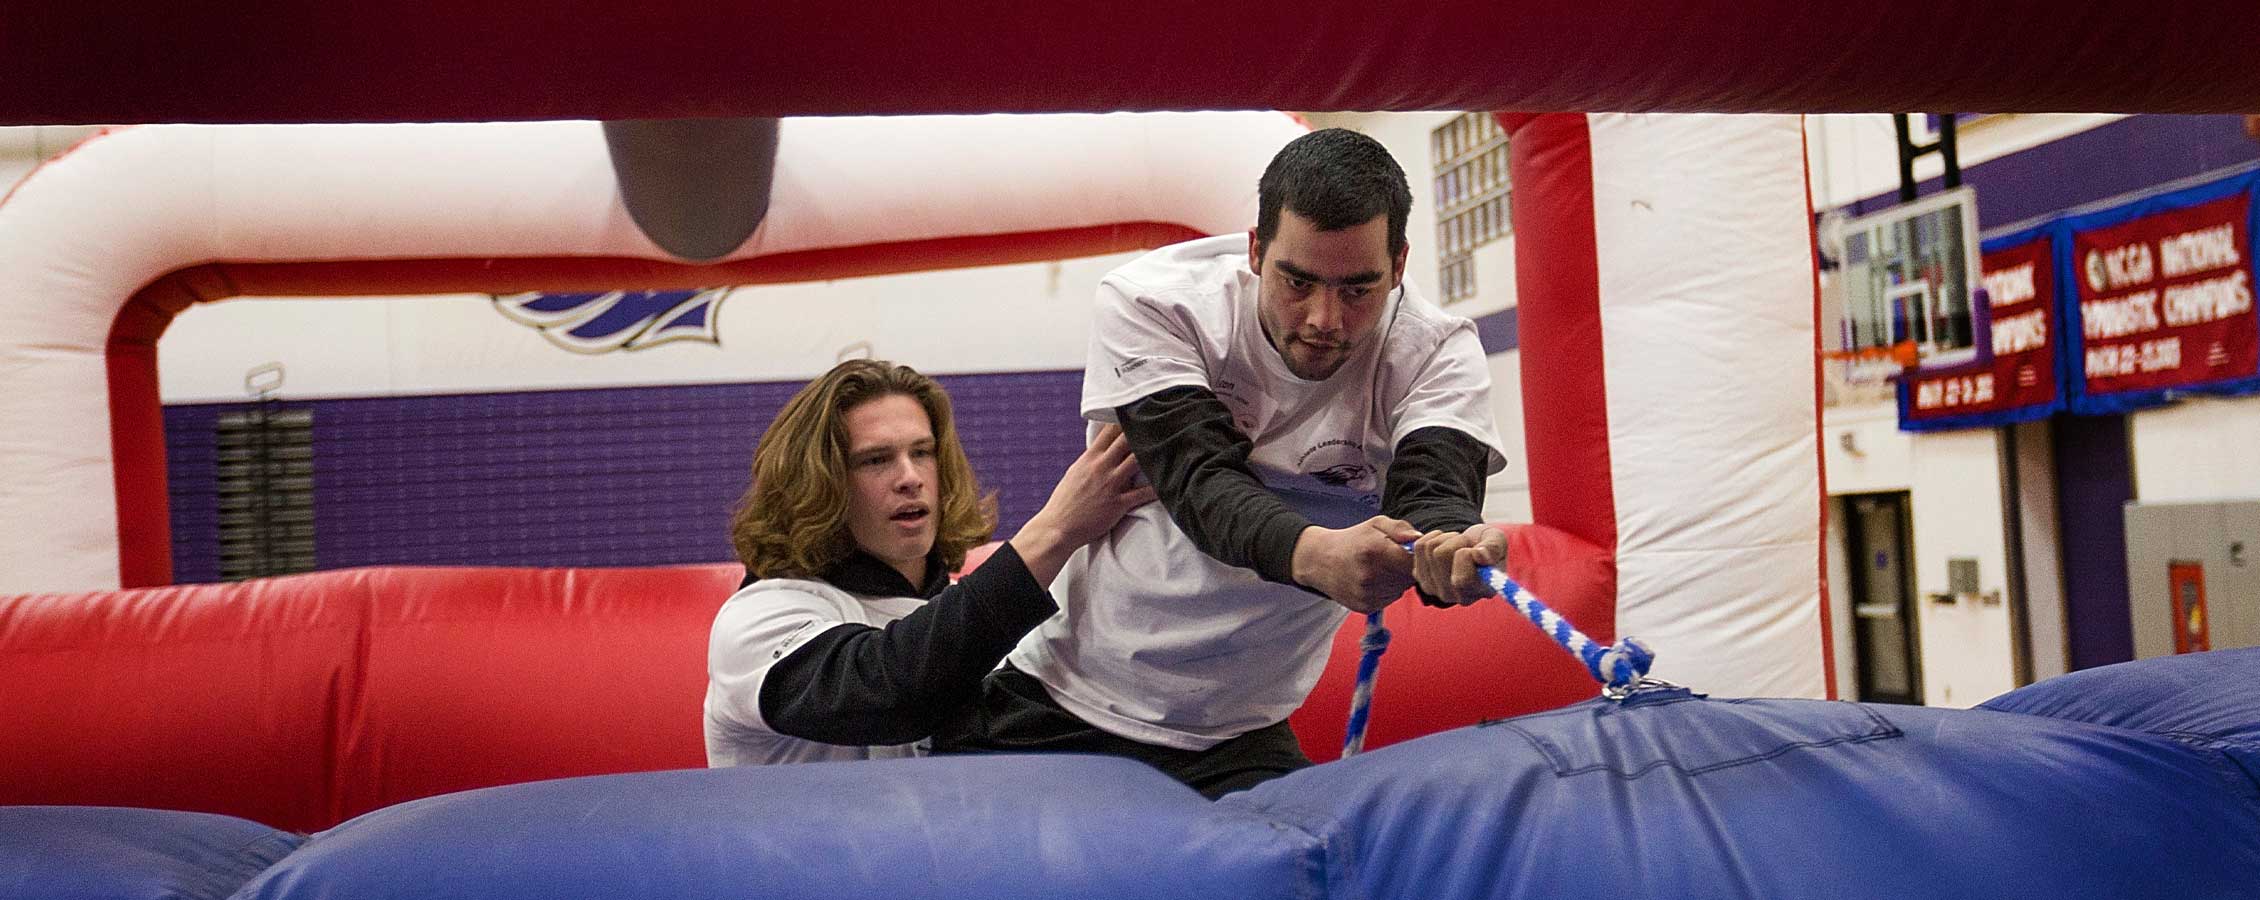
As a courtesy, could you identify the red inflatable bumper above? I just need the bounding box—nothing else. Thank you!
[2,524,1609,829]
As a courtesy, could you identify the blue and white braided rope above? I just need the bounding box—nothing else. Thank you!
[1339,611,1390,757]
[1480,564,1655,691]
[1338,544,1655,759]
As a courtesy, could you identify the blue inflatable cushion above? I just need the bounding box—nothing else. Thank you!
[1222,687,2260,900]
[0,805,301,900]
[232,753,1320,900]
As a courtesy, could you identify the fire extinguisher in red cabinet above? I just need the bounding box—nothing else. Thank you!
[2167,560,2211,654]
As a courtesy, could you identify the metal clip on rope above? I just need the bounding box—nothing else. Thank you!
[1339,543,1658,759]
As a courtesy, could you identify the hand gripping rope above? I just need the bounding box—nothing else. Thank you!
[1339,544,1658,759]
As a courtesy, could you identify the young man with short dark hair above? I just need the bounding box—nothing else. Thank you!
[936,129,1508,797]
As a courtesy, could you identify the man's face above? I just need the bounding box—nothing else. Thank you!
[840,394,940,585]
[1249,210,1407,381]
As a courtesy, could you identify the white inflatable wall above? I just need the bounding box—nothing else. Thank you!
[0,114,1307,592]
[1510,113,1828,698]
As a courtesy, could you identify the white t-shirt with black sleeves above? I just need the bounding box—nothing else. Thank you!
[704,577,927,766]
[707,544,1055,766]
[1006,234,1505,751]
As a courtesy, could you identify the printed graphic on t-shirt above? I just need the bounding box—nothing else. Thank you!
[1266,437,1382,521]
[1205,376,1276,435]
[1113,356,1158,379]
[773,619,821,660]
[1297,439,1376,490]
[1253,459,1380,526]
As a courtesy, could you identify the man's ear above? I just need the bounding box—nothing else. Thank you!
[1391,242,1411,288]
[1246,228,1264,272]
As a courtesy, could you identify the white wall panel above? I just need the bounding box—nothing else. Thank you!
[1907,428,2017,706]
[2131,396,2260,503]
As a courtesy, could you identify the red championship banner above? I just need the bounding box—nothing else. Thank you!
[2073,193,2255,397]
[1906,238,2057,422]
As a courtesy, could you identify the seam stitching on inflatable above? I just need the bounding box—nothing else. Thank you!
[1498,701,1902,779]
[206,830,303,900]
[1210,800,1343,900]
[1542,727,1902,781]
[2168,734,2260,808]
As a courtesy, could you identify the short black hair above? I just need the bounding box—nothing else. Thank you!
[1255,128,1413,256]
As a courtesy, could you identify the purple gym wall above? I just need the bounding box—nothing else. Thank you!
[165,370,1085,583]
[1845,115,2260,231]
[2050,414,2136,670]
[1835,114,2259,671]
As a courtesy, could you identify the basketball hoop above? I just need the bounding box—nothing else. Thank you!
[1823,186,1987,396]
[1822,341,1919,379]
[1820,341,1918,405]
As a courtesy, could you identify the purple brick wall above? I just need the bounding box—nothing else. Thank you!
[163,404,229,585]
[164,370,1086,581]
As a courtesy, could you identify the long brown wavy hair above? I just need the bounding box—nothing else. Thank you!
[731,359,993,579]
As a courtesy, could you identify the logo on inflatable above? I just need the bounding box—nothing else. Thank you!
[491,289,729,354]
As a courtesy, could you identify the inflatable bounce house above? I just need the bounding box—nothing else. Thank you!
[3,3,2257,898]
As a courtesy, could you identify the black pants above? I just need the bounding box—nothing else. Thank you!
[931,664,1311,800]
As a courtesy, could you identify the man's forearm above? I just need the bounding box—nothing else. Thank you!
[757,545,1052,745]
[1116,387,1309,585]
[1382,426,1490,534]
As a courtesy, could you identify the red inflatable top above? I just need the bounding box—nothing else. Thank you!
[3,1,2256,125]
[0,565,733,831]
[0,525,1612,830]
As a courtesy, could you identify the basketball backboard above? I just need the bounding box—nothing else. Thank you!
[1833,186,1988,375]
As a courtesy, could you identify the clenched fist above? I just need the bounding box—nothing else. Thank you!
[1291,516,1421,613]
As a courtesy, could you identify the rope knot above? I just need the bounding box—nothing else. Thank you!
[1359,623,1392,654]
[1596,636,1655,690]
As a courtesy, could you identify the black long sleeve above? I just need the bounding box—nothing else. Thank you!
[1384,426,1494,606]
[1382,426,1489,534]
[757,544,1053,746]
[1116,386,1311,586]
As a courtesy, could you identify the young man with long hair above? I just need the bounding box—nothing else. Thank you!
[705,358,1152,765]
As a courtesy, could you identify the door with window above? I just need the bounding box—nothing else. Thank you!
[1844,492,1922,704]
